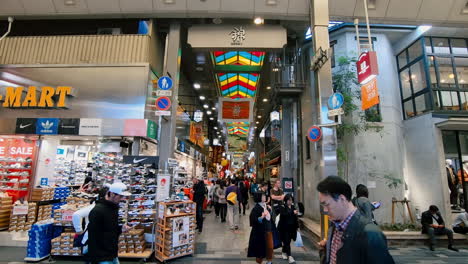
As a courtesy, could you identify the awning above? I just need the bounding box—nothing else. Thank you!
[435,118,468,130]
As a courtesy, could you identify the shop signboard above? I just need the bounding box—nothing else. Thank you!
[357,51,379,84]
[101,119,124,136]
[36,118,59,135]
[147,120,158,140]
[124,119,147,136]
[123,156,159,166]
[194,110,203,122]
[156,174,171,202]
[219,97,253,123]
[0,86,72,108]
[58,119,80,135]
[361,78,380,110]
[15,118,37,134]
[79,118,102,135]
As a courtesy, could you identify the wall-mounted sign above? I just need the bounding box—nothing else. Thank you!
[361,78,380,110]
[229,26,246,45]
[36,118,59,135]
[357,51,379,84]
[306,126,322,142]
[58,119,80,135]
[157,76,173,90]
[15,118,37,134]
[147,120,158,140]
[194,110,203,122]
[79,118,102,135]
[123,155,159,166]
[1,86,71,108]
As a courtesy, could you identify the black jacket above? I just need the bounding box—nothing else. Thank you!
[421,210,445,233]
[322,210,394,264]
[85,200,122,262]
[247,203,272,258]
[193,181,206,204]
[278,204,299,241]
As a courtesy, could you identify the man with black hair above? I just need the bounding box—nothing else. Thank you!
[421,205,458,251]
[317,176,394,264]
[192,177,206,233]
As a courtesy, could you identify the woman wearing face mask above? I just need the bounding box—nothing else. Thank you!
[278,194,299,263]
[247,192,274,264]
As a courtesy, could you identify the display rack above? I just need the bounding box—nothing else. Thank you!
[155,201,196,263]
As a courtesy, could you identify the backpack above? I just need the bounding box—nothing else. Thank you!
[227,192,237,205]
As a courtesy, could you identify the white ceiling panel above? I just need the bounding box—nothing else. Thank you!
[417,0,454,20]
[187,0,220,12]
[119,0,152,13]
[52,0,89,13]
[220,0,254,13]
[447,0,468,22]
[329,0,356,17]
[287,0,309,17]
[86,0,120,13]
[354,0,390,18]
[21,0,55,14]
[254,0,289,15]
[153,0,187,12]
[385,0,423,19]
[0,0,25,15]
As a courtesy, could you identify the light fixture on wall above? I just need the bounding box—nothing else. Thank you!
[254,17,264,25]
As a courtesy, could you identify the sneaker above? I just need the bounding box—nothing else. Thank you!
[288,256,295,263]
[448,245,459,252]
[282,253,288,260]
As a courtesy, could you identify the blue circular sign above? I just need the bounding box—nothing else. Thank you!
[328,93,344,110]
[155,96,171,111]
[158,76,173,90]
[307,126,322,142]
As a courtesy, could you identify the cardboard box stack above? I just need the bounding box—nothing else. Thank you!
[0,195,12,230]
[31,188,54,201]
[50,232,81,256]
[9,202,37,231]
[118,229,146,254]
[37,205,53,222]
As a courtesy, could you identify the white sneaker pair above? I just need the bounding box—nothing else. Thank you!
[281,253,295,263]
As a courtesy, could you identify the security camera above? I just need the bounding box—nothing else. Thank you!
[8,17,13,23]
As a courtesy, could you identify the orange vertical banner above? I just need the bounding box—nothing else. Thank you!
[361,78,379,110]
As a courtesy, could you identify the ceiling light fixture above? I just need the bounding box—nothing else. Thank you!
[254,126,257,129]
[254,17,264,25]
[199,95,206,100]
[163,0,175,4]
[263,98,268,102]
[449,73,455,79]
[203,104,209,109]
[64,0,76,6]
[258,115,262,118]
[272,68,279,72]
[206,111,212,115]
[256,121,259,124]
[441,79,446,83]
[212,107,216,110]
[266,86,271,90]
[209,117,214,120]
[193,83,201,89]
[214,127,218,130]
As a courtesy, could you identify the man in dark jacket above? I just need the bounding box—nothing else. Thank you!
[86,182,131,264]
[317,176,394,264]
[192,177,206,233]
[421,205,458,251]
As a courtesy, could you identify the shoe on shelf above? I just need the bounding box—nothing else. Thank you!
[448,245,459,252]
[288,256,295,263]
[282,253,288,260]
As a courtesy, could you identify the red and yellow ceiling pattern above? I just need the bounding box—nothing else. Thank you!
[213,51,265,66]
[217,73,259,99]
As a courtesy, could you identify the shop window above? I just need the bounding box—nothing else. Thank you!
[410,61,427,94]
[424,37,433,53]
[408,39,423,63]
[404,99,415,118]
[441,91,460,110]
[433,90,442,110]
[400,69,412,100]
[461,92,468,110]
[428,56,438,89]
[433,38,450,54]
[398,51,408,69]
[437,57,456,89]
[414,93,431,115]
[454,57,468,88]
[451,39,468,55]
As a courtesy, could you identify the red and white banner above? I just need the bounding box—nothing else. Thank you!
[218,98,253,123]
[357,51,379,84]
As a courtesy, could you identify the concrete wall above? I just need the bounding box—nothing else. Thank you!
[403,113,451,224]
[328,30,407,224]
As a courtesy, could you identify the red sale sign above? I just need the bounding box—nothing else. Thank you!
[356,51,379,84]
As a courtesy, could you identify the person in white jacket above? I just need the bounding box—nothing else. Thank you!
[72,186,108,255]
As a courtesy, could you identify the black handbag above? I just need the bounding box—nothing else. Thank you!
[73,228,88,248]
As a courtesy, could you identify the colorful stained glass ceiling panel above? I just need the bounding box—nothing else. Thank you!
[217,73,259,99]
[213,51,265,66]
[227,122,249,136]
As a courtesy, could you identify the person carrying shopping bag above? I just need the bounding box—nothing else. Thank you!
[278,194,299,263]
[248,192,274,264]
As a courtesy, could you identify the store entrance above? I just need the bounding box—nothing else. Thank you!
[442,130,468,213]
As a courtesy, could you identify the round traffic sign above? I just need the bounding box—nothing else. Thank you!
[157,76,173,90]
[307,126,322,142]
[328,92,344,110]
[155,96,172,111]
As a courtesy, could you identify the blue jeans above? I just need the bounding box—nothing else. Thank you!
[97,258,120,264]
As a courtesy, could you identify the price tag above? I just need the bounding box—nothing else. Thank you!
[61,210,74,222]
[12,205,28,215]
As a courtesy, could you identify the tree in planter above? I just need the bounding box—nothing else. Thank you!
[332,56,384,180]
